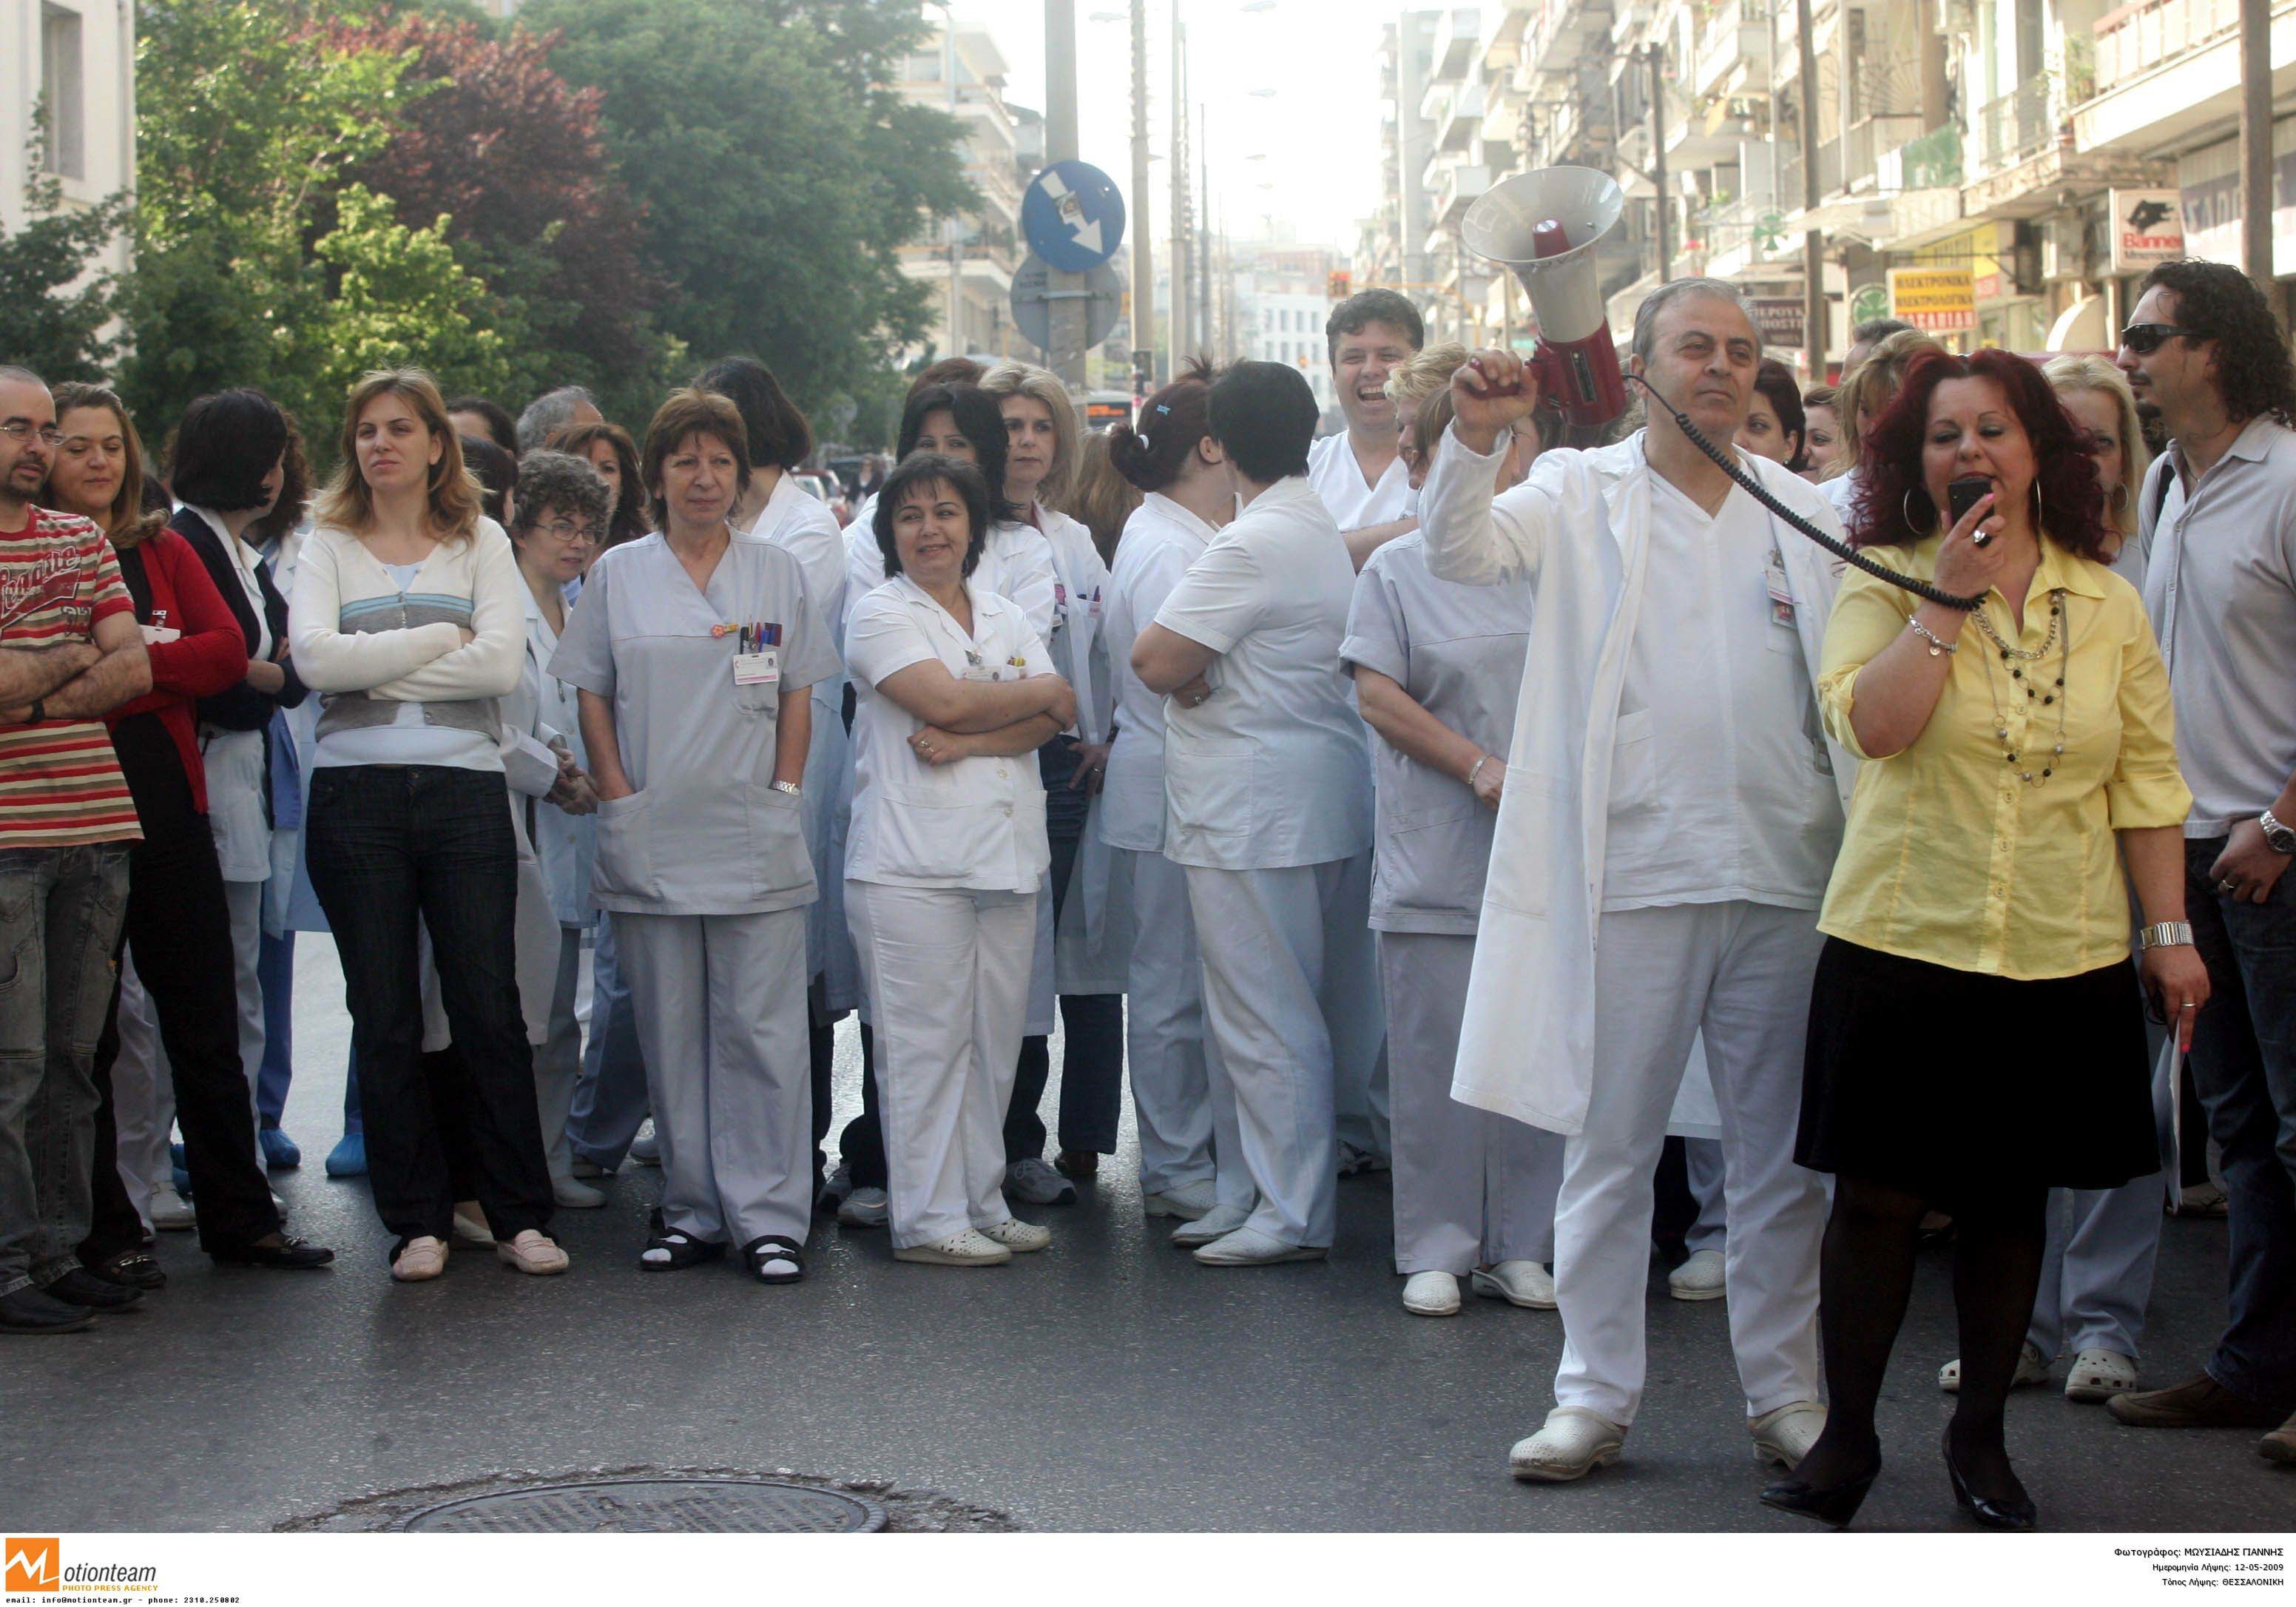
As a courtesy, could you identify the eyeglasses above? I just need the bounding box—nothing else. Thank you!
[2120,323,2198,355]
[535,519,603,545]
[0,421,64,448]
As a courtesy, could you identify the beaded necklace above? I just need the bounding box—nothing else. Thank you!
[1969,588,2069,785]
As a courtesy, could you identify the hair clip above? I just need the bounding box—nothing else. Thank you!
[1154,403,1172,415]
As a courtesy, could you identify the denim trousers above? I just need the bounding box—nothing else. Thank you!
[305,766,551,1249]
[2184,838,2296,1409]
[0,841,131,1296]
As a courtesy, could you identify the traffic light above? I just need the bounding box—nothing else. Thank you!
[1327,269,1351,301]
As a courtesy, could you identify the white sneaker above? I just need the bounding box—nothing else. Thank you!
[1171,1202,1252,1247]
[1939,1339,2051,1394]
[628,1125,661,1166]
[893,1229,1012,1267]
[1668,1247,1726,1301]
[837,1187,888,1228]
[977,1217,1053,1253]
[1402,1270,1462,1315]
[2065,1347,2139,1403]
[819,1162,855,1205]
[149,1184,196,1232]
[1192,1225,1326,1267]
[450,1207,494,1250]
[553,1177,606,1209]
[570,1156,613,1181]
[1749,1400,1827,1469]
[1469,1260,1556,1309]
[1143,1179,1218,1219]
[496,1229,570,1276]
[1509,1408,1626,1482]
[391,1236,448,1282]
[1002,1157,1076,1206]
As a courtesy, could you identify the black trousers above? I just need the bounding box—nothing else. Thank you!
[305,765,551,1248]
[81,758,277,1261]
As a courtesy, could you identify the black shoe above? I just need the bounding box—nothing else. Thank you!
[1943,1427,2037,1531]
[638,1229,726,1272]
[0,1285,95,1334]
[89,1250,166,1291]
[1760,1451,1882,1529]
[742,1235,806,1285]
[43,1268,143,1312]
[209,1234,335,1270]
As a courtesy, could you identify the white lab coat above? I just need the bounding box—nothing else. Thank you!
[1308,431,1412,530]
[1417,425,1856,1136]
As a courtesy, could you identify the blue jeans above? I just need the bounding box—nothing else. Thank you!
[2185,837,2296,1410]
[305,766,551,1247]
[0,843,130,1296]
[257,929,294,1128]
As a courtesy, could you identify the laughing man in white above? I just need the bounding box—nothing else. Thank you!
[1418,279,1856,1482]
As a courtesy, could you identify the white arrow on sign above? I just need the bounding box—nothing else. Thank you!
[1037,171,1103,255]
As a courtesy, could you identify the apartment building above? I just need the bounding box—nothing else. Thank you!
[896,12,1030,363]
[1357,13,1442,310]
[2,0,135,286]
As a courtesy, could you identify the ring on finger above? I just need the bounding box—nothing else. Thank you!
[2219,878,2240,893]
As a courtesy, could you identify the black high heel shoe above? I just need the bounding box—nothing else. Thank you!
[1942,1427,2038,1531]
[1760,1449,1882,1529]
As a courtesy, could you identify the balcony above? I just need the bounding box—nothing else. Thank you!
[2095,0,2239,92]
[1969,73,2063,178]
[1877,121,1964,192]
[1433,162,1494,223]
[1692,0,1769,98]
[1431,7,1483,78]
[1530,0,1616,76]
[2076,0,2296,156]
[1436,79,1488,150]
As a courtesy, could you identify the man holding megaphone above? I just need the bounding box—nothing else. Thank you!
[1418,275,1857,1484]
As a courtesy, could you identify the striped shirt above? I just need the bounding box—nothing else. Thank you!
[0,506,141,847]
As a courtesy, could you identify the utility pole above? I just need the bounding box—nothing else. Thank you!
[1171,10,1191,365]
[2241,0,2273,294]
[1130,0,1154,390]
[1198,98,1213,354]
[1796,0,1824,378]
[1044,0,1087,389]
[1648,42,1669,283]
[939,3,962,359]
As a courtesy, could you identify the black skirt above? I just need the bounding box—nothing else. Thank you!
[1797,937,2161,1199]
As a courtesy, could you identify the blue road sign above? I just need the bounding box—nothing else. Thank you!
[1021,159,1126,274]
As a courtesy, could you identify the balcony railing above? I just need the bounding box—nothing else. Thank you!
[1877,121,1964,192]
[2093,0,2239,95]
[1970,73,2063,175]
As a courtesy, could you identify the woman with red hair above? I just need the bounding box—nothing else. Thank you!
[1766,349,2206,1530]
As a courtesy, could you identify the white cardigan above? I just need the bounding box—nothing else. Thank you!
[288,517,527,704]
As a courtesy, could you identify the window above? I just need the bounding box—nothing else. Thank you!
[41,4,85,181]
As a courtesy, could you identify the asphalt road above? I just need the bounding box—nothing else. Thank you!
[4,934,2283,1533]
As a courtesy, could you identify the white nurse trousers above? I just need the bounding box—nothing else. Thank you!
[613,907,812,1250]
[1185,852,1382,1249]
[1552,900,1828,1427]
[1116,848,1244,1204]
[1380,931,1564,1276]
[846,880,1037,1250]
[532,926,585,1189]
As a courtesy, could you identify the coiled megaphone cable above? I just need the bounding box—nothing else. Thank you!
[1624,372,1982,613]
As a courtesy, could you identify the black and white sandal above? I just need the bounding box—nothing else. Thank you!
[638,1230,725,1272]
[743,1235,805,1285]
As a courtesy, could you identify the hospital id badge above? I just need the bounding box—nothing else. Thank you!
[1764,548,1795,627]
[732,647,779,687]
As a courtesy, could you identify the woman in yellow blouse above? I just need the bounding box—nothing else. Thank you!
[1764,349,2209,1532]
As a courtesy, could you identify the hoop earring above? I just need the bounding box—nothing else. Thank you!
[2109,482,2130,513]
[1902,487,1934,533]
[2032,476,2045,533]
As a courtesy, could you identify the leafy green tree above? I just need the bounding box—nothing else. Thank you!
[311,183,519,404]
[0,119,128,383]
[517,0,975,421]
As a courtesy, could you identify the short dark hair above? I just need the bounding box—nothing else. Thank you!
[459,434,516,525]
[447,396,518,456]
[511,449,612,538]
[694,356,814,472]
[1208,361,1318,483]
[1851,317,1917,348]
[171,388,290,513]
[908,357,986,402]
[1326,288,1425,363]
[873,453,990,579]
[897,383,1019,525]
[1751,357,1809,473]
[2139,259,2296,428]
[640,388,752,528]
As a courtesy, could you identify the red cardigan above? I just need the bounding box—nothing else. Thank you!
[105,529,250,812]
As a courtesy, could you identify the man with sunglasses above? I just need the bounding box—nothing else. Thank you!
[0,365,152,1333]
[2110,261,2296,1466]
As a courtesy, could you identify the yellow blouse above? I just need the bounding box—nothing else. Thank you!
[1817,534,2190,980]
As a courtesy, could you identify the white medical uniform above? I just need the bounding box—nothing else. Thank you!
[550,529,840,1252]
[1153,474,1379,1250]
[843,576,1053,1249]
[1419,425,1854,1429]
[1340,533,1564,1276]
[751,473,857,1013]
[1308,431,1413,532]
[1098,493,1243,1203]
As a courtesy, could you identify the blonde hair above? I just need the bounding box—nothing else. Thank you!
[316,368,484,541]
[979,360,1081,508]
[1384,343,1469,409]
[1067,429,1143,567]
[1831,329,1945,480]
[2044,354,2152,552]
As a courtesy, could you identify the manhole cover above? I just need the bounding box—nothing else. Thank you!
[396,1477,885,1534]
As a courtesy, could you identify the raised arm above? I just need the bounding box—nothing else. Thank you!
[1419,351,1553,589]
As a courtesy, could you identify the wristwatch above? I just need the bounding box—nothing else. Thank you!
[772,780,802,798]
[2138,921,2195,950]
[2260,809,2295,855]
[26,698,44,724]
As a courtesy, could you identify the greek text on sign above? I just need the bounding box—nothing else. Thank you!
[2109,189,2185,274]
[1888,266,1976,332]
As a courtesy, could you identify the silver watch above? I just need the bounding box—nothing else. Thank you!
[772,779,801,798]
[2260,809,2296,855]
[2138,921,2195,950]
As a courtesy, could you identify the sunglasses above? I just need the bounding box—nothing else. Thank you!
[2120,323,2197,355]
